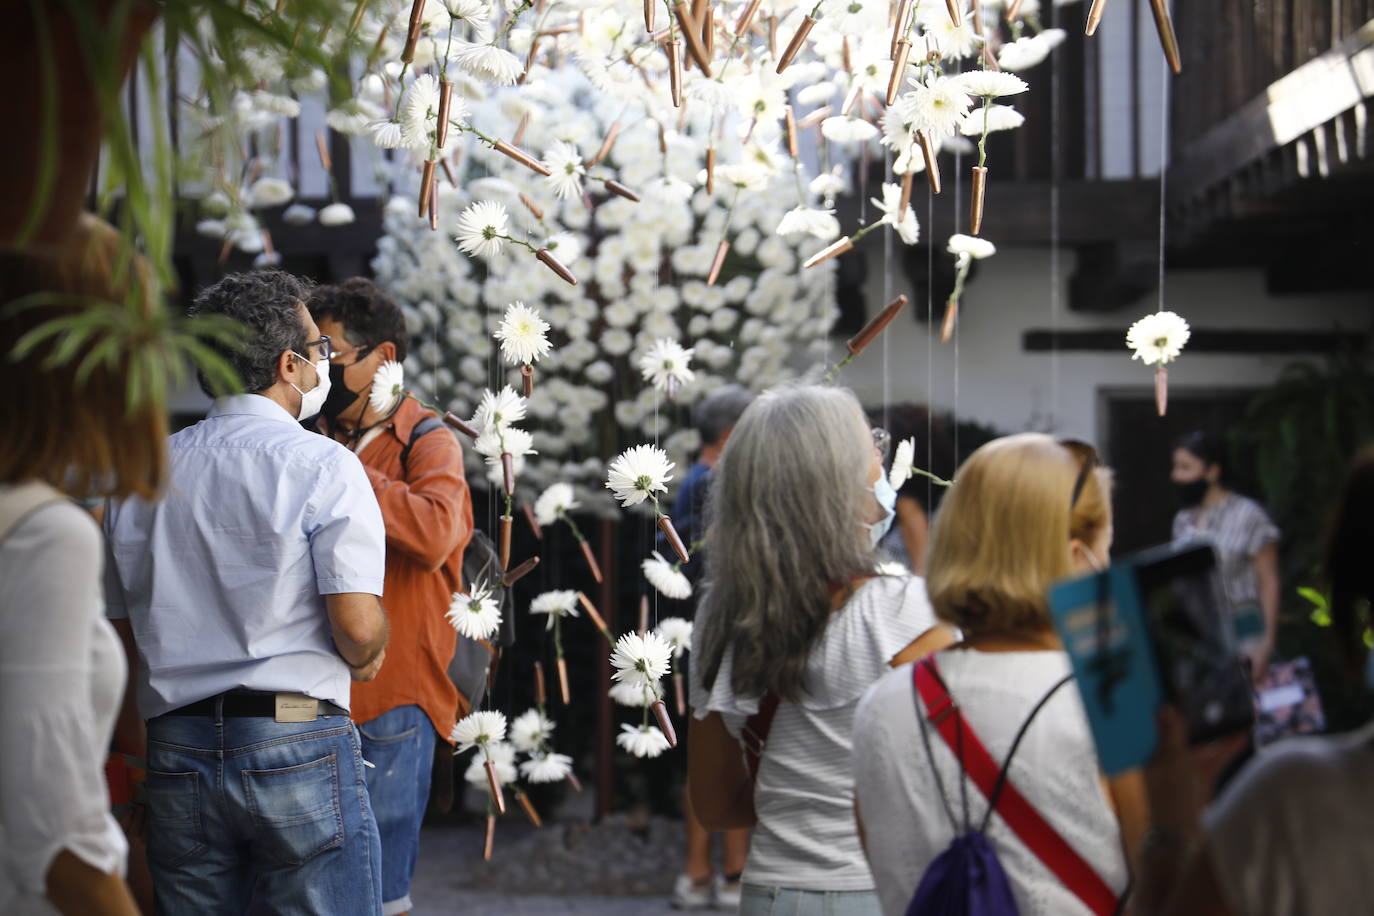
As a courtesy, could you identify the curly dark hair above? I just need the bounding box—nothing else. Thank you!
[306,277,409,363]
[190,270,312,396]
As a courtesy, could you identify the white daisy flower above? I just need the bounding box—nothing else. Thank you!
[282,203,316,226]
[947,233,997,261]
[248,177,294,209]
[450,709,508,754]
[450,40,525,85]
[610,630,672,691]
[617,723,671,758]
[956,70,1029,99]
[605,444,675,508]
[495,301,553,366]
[326,102,380,136]
[716,163,772,192]
[370,118,406,150]
[776,206,841,241]
[544,232,583,265]
[1126,311,1191,366]
[442,0,491,20]
[889,437,916,489]
[455,200,510,259]
[445,579,502,641]
[369,360,405,415]
[642,552,692,600]
[809,171,848,199]
[520,751,574,783]
[475,426,535,463]
[654,617,693,657]
[637,339,695,393]
[399,73,443,150]
[464,741,517,787]
[899,75,974,139]
[821,116,880,144]
[472,385,527,432]
[543,141,586,200]
[530,589,580,630]
[870,183,921,245]
[609,680,656,707]
[534,482,578,526]
[510,708,555,752]
[958,104,1026,136]
[645,176,695,205]
[998,29,1067,71]
[318,203,356,226]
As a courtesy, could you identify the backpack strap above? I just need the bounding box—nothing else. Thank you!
[399,414,445,475]
[741,692,780,784]
[0,482,66,545]
[913,656,1120,916]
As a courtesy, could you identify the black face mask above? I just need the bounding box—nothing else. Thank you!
[1176,479,1209,508]
[318,361,367,421]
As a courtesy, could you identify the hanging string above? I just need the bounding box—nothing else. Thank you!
[926,184,935,516]
[1156,54,1168,316]
[1048,0,1062,430]
[882,149,894,431]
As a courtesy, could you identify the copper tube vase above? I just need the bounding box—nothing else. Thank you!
[657,516,691,564]
[970,165,987,235]
[775,16,816,73]
[803,236,854,269]
[652,699,679,747]
[498,515,513,570]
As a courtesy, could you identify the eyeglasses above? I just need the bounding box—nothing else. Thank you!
[330,340,374,364]
[1060,438,1100,510]
[302,335,335,361]
[872,427,892,464]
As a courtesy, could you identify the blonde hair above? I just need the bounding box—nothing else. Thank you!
[926,433,1111,636]
[0,214,168,499]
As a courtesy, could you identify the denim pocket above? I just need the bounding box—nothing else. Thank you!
[242,753,345,866]
[357,721,420,745]
[144,770,207,868]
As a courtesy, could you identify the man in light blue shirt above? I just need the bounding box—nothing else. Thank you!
[104,270,390,915]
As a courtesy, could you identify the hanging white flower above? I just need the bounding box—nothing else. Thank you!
[534,482,578,526]
[450,709,508,754]
[464,741,518,787]
[318,203,356,227]
[998,29,1067,71]
[605,444,675,508]
[530,589,580,630]
[455,200,510,259]
[899,75,974,139]
[399,73,443,151]
[450,40,525,85]
[326,102,379,136]
[520,751,574,783]
[821,116,880,144]
[776,207,841,241]
[543,141,586,200]
[472,385,527,432]
[617,723,671,758]
[609,680,657,707]
[947,233,997,265]
[642,552,692,600]
[1126,311,1191,366]
[445,580,502,640]
[370,118,406,150]
[638,339,695,394]
[441,0,491,20]
[369,361,405,415]
[509,708,555,753]
[958,104,1026,136]
[475,426,535,463]
[248,176,294,208]
[282,203,316,226]
[871,183,921,245]
[654,617,693,658]
[610,631,672,691]
[889,437,916,490]
[955,69,1029,99]
[494,301,553,366]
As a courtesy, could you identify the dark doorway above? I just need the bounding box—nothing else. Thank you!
[1103,387,1263,554]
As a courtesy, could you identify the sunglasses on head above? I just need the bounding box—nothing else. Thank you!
[1059,438,1100,511]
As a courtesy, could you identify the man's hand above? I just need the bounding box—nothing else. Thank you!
[326,592,388,669]
[350,647,386,682]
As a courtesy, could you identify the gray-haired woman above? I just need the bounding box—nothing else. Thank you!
[687,383,954,916]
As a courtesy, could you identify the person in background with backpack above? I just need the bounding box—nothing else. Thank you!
[307,278,474,916]
[0,219,155,915]
[688,384,954,916]
[852,434,1145,916]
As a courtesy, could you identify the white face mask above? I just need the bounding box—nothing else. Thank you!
[290,353,332,421]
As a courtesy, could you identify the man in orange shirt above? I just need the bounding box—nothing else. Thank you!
[307,278,473,916]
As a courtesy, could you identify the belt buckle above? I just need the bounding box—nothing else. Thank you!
[274,693,319,723]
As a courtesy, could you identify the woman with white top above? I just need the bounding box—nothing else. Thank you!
[852,434,1145,916]
[688,383,954,916]
[0,219,162,915]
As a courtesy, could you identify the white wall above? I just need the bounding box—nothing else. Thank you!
[839,245,1373,446]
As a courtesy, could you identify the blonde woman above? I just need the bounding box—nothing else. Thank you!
[852,434,1145,916]
[688,384,954,916]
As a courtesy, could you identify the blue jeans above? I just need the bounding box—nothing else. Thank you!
[357,705,436,916]
[738,885,882,916]
[144,703,383,915]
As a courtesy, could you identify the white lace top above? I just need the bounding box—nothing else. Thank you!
[852,650,1129,916]
[691,575,938,891]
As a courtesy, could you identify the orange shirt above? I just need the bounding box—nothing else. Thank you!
[345,397,473,738]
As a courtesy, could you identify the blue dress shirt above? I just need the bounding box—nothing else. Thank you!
[104,394,386,719]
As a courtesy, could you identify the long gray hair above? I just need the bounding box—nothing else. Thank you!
[696,383,877,701]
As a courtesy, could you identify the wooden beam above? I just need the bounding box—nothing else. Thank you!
[1168,18,1374,209]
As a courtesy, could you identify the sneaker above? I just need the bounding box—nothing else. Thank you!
[712,874,743,911]
[672,874,713,910]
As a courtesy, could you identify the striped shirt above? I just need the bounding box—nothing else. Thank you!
[1172,492,1279,609]
[690,575,937,891]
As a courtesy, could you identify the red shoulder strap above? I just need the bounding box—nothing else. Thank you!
[741,693,780,784]
[913,657,1120,916]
